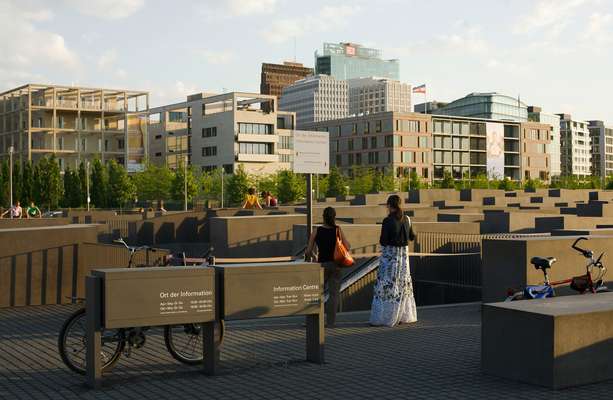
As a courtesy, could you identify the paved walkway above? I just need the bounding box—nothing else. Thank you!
[0,303,612,399]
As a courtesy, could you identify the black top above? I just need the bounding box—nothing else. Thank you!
[380,215,414,247]
[315,225,337,262]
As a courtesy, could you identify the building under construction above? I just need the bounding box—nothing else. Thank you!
[0,84,149,171]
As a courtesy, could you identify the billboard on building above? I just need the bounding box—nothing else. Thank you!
[486,122,505,179]
[345,45,356,56]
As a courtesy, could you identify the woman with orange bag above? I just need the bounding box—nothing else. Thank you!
[305,207,350,328]
[370,195,417,327]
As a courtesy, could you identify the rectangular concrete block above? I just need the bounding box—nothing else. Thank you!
[482,293,613,389]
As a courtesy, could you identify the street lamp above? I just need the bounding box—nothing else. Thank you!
[86,161,90,211]
[8,146,13,219]
[184,155,188,211]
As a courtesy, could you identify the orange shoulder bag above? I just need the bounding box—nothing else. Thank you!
[333,227,354,267]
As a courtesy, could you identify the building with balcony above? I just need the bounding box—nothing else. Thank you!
[279,75,348,129]
[304,112,552,183]
[588,120,613,178]
[347,77,411,116]
[558,114,591,177]
[260,61,313,98]
[435,93,528,122]
[528,106,561,177]
[149,92,300,175]
[148,102,190,169]
[315,42,399,80]
[0,84,148,171]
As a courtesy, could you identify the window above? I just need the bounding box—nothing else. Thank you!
[81,138,87,151]
[352,123,357,135]
[348,139,354,151]
[348,153,354,164]
[368,152,379,164]
[375,120,382,132]
[202,127,217,137]
[202,146,217,157]
[155,152,162,157]
[371,137,377,149]
[155,134,162,140]
[238,142,273,154]
[362,137,368,149]
[280,154,291,162]
[385,135,393,147]
[238,123,273,135]
[279,136,292,149]
[117,139,124,149]
[104,139,109,152]
[336,154,342,166]
[418,137,428,148]
[364,121,370,134]
[356,153,362,164]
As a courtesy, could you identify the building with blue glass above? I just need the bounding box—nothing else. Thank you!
[314,42,399,80]
[435,92,528,122]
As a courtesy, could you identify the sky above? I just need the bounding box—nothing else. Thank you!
[1,0,613,122]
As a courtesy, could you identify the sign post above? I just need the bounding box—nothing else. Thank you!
[292,130,330,249]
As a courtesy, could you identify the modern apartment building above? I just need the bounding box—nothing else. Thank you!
[558,114,591,177]
[260,62,313,98]
[436,93,528,122]
[528,106,561,177]
[279,75,348,128]
[304,112,432,179]
[148,102,190,169]
[588,120,613,178]
[347,77,411,116]
[315,42,399,80]
[0,83,148,171]
[305,112,552,182]
[149,92,297,175]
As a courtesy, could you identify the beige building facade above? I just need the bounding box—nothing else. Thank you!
[0,84,148,171]
[149,92,297,175]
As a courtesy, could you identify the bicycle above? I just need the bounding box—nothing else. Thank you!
[58,238,213,375]
[505,237,609,301]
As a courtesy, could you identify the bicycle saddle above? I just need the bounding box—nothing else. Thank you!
[531,256,556,270]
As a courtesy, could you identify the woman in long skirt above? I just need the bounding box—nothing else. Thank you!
[370,195,417,327]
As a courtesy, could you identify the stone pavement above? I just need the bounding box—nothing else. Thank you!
[0,303,612,399]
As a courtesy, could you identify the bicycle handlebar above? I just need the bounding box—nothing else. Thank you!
[571,237,592,258]
[114,238,156,253]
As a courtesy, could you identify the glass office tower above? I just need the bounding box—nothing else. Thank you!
[315,43,399,80]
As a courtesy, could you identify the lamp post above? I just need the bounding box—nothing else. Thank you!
[8,146,14,219]
[86,161,90,211]
[184,155,188,211]
[220,166,224,209]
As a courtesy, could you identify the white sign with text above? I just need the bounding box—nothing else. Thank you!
[292,130,330,174]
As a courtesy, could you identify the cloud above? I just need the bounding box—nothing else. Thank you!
[150,81,199,106]
[0,0,80,90]
[513,0,591,36]
[198,0,278,18]
[63,0,145,20]
[199,49,236,65]
[261,5,361,44]
[97,49,118,69]
[582,12,613,43]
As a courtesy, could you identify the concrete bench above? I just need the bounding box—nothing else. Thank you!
[482,292,613,389]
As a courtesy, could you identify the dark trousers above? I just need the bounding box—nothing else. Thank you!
[322,262,341,327]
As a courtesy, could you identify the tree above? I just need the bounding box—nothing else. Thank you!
[498,177,517,191]
[200,168,223,202]
[170,162,198,205]
[371,168,396,193]
[256,174,278,197]
[21,161,34,204]
[226,164,250,206]
[78,161,88,206]
[440,169,455,189]
[326,167,346,198]
[108,160,136,208]
[277,170,305,204]
[132,162,173,202]
[471,173,490,189]
[315,174,329,200]
[0,159,7,207]
[34,156,63,210]
[63,167,82,208]
[523,178,542,191]
[90,158,109,208]
[406,170,423,191]
[11,162,22,205]
[349,166,374,195]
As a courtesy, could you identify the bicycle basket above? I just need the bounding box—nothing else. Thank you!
[570,274,589,293]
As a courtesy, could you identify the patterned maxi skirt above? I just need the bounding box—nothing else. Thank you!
[369,245,417,327]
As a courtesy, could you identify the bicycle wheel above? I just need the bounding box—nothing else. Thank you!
[164,321,225,365]
[58,308,125,375]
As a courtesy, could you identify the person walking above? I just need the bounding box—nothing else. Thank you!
[26,202,42,218]
[242,187,262,209]
[370,194,417,327]
[1,201,23,219]
[305,206,350,328]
